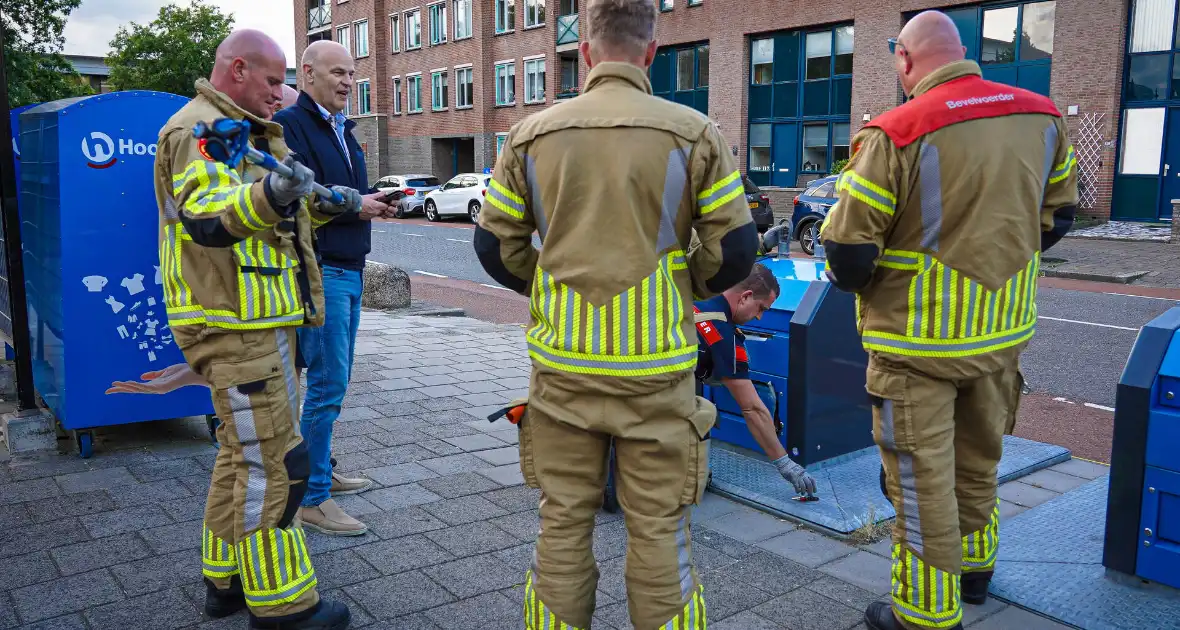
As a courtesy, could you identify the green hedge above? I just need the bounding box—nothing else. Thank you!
[829,158,849,175]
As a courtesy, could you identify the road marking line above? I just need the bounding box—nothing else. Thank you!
[480,283,513,291]
[1037,316,1137,331]
[1084,402,1116,412]
[1052,397,1076,404]
[402,232,424,237]
[413,270,447,278]
[373,230,386,233]
[1100,292,1179,302]
[447,238,471,243]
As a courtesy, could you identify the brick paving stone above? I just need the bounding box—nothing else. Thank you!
[593,519,630,561]
[712,610,787,629]
[1046,239,1180,289]
[328,435,385,455]
[109,549,197,596]
[425,521,518,556]
[967,604,1072,629]
[54,467,138,494]
[331,452,382,473]
[363,483,444,511]
[997,481,1060,508]
[458,392,513,407]
[1000,499,1029,520]
[419,453,495,476]
[495,542,536,570]
[338,406,382,422]
[365,462,439,487]
[368,613,443,629]
[489,510,540,543]
[160,496,208,523]
[0,478,61,506]
[80,503,173,539]
[418,472,503,498]
[83,586,197,630]
[414,397,472,412]
[370,378,421,392]
[7,458,90,482]
[177,473,211,495]
[368,443,437,465]
[484,485,541,513]
[421,495,509,525]
[441,434,508,454]
[127,458,206,482]
[371,401,429,418]
[473,446,519,466]
[371,416,419,434]
[703,507,796,543]
[343,393,389,408]
[0,519,90,558]
[332,493,383,516]
[803,576,882,612]
[365,506,449,540]
[412,374,461,387]
[818,551,893,596]
[0,551,59,591]
[424,591,519,630]
[695,525,762,560]
[419,424,481,440]
[105,478,192,510]
[11,569,124,623]
[754,585,863,630]
[696,572,778,621]
[1020,468,1091,494]
[310,548,384,587]
[17,613,90,630]
[713,551,822,597]
[487,429,520,446]
[345,571,456,620]
[353,534,455,576]
[26,491,117,522]
[0,503,31,529]
[51,532,153,576]
[1048,458,1110,480]
[418,439,466,456]
[422,553,522,599]
[303,529,377,555]
[478,464,525,486]
[138,519,202,554]
[757,529,858,568]
[417,385,469,399]
[329,420,385,438]
[454,380,504,394]
[346,381,384,397]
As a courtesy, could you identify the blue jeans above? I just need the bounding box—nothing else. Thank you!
[298,265,363,508]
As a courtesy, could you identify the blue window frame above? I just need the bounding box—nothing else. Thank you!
[650,42,709,115]
[906,2,1056,97]
[746,24,853,186]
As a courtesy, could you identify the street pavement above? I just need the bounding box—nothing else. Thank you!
[0,311,1094,629]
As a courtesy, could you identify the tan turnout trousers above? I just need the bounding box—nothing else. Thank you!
[186,328,320,619]
[520,368,715,630]
[868,353,1024,629]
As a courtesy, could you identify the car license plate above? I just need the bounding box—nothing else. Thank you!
[417,192,424,197]
[748,202,758,209]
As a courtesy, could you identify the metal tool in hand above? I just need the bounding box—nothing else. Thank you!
[191,117,346,206]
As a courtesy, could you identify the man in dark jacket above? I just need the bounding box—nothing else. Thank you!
[273,39,391,536]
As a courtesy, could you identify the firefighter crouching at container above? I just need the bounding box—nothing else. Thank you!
[153,29,362,630]
[818,11,1077,630]
[472,0,759,625]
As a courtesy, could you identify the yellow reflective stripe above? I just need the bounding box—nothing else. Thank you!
[201,523,238,578]
[487,178,526,219]
[864,319,1035,358]
[838,170,897,215]
[1049,145,1076,184]
[528,339,697,377]
[698,170,743,215]
[892,544,962,628]
[523,570,586,630]
[174,160,272,231]
[239,528,318,608]
[962,499,1001,570]
[612,293,622,355]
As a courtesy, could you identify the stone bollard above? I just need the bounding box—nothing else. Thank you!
[1173,200,1180,244]
[2,409,57,453]
[362,260,411,310]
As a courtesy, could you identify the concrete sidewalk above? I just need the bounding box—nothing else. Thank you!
[1042,236,1179,289]
[0,310,1096,629]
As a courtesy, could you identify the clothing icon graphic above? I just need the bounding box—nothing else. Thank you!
[121,274,145,296]
[154,266,162,285]
[117,325,129,339]
[82,276,108,293]
[147,351,157,362]
[147,297,156,307]
[106,296,125,314]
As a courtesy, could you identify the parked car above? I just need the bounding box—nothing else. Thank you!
[743,175,774,233]
[423,173,493,223]
[373,174,442,218]
[790,175,838,255]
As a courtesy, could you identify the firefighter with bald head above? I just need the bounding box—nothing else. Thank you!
[819,10,1077,630]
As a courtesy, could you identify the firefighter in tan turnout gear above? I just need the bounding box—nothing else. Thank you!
[818,12,1078,630]
[153,30,361,630]
[473,0,759,627]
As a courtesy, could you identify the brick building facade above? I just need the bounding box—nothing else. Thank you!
[292,0,1177,224]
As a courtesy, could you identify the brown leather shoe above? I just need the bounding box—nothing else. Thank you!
[329,471,374,496]
[297,499,368,537]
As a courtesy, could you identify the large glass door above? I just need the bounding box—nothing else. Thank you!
[1161,108,1180,219]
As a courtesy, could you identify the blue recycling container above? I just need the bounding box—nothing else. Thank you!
[17,91,215,441]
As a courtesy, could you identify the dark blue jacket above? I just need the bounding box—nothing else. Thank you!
[273,91,374,271]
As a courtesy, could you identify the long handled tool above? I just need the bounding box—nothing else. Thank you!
[191,117,346,206]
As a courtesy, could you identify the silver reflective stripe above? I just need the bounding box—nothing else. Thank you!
[912,272,925,338]
[564,285,575,351]
[620,292,631,355]
[486,184,526,216]
[882,252,918,266]
[881,400,923,553]
[206,312,305,326]
[659,148,691,252]
[525,154,547,241]
[676,511,693,600]
[918,143,943,252]
[260,242,280,314]
[1007,274,1018,330]
[164,195,180,220]
[987,290,999,334]
[967,534,975,559]
[698,174,743,211]
[294,528,310,575]
[935,565,945,612]
[880,400,896,448]
[227,386,267,533]
[528,341,693,372]
[245,570,316,604]
[275,531,288,586]
[964,280,977,338]
[842,172,896,212]
[1041,121,1058,198]
[647,275,658,354]
[940,265,952,339]
[276,331,300,437]
[249,535,265,589]
[865,324,1034,354]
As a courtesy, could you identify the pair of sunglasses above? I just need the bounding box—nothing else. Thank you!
[887,37,901,54]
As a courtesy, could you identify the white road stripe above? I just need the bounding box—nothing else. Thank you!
[1085,402,1116,412]
[402,232,424,237]
[1037,316,1137,331]
[412,270,447,278]
[447,238,471,243]
[480,283,513,291]
[372,230,386,233]
[1100,292,1179,302]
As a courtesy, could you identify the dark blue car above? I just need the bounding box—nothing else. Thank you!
[789,175,838,255]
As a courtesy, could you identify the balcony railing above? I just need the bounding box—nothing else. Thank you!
[556,14,579,46]
[308,3,331,32]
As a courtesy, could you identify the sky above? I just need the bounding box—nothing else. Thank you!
[62,0,298,66]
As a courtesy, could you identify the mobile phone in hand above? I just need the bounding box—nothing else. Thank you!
[380,190,405,204]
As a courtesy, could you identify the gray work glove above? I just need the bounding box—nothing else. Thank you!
[773,454,817,495]
[761,223,786,253]
[265,155,315,208]
[316,185,363,216]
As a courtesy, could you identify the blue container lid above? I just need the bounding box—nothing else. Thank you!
[761,257,828,313]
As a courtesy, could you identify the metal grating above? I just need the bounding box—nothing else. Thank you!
[992,476,1180,630]
[1071,112,1107,211]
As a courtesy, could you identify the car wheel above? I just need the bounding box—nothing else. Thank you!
[425,200,439,222]
[394,206,405,219]
[800,220,819,256]
[468,201,481,223]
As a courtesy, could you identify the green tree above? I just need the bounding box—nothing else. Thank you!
[106,0,234,97]
[2,0,94,107]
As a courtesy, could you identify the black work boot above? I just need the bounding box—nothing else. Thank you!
[249,599,351,630]
[962,570,993,605]
[864,602,963,630]
[204,576,246,618]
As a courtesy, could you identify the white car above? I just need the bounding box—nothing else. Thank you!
[422,173,492,223]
